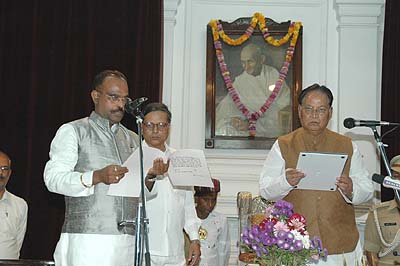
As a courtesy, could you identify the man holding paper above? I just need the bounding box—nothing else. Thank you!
[142,102,201,266]
[44,70,168,266]
[259,84,373,265]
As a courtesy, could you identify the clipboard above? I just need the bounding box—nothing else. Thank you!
[295,152,348,191]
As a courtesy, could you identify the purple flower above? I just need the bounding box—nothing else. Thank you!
[322,248,328,258]
[293,240,303,251]
[289,245,296,252]
[277,230,287,239]
[239,198,327,263]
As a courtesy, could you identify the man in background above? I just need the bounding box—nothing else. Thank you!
[194,178,230,266]
[142,102,201,266]
[364,155,400,266]
[259,84,374,265]
[215,43,290,137]
[0,150,28,259]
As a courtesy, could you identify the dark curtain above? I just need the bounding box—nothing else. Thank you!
[0,0,163,260]
[381,0,400,201]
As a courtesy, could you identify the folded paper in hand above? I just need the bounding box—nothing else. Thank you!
[108,147,213,197]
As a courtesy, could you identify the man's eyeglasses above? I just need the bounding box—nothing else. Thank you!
[0,166,10,173]
[301,106,330,116]
[96,90,130,104]
[143,122,170,131]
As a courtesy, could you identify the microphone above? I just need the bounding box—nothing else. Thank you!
[125,97,148,114]
[343,117,399,129]
[372,173,400,190]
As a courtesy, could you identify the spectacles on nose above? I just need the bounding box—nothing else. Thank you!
[96,90,130,104]
[0,166,10,173]
[302,106,329,116]
[143,122,169,131]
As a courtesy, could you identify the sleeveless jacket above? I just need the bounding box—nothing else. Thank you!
[279,127,358,254]
[62,111,139,235]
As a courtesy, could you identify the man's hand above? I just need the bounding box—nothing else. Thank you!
[336,174,353,199]
[93,165,128,185]
[186,239,201,266]
[147,158,170,176]
[285,168,305,186]
[145,158,170,191]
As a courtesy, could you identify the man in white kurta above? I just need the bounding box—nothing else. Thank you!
[142,102,201,266]
[259,84,373,265]
[44,70,167,266]
[260,141,372,265]
[0,151,28,259]
[216,43,290,137]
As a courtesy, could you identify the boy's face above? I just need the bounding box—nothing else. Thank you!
[195,193,217,220]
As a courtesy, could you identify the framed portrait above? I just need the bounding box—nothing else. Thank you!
[205,16,303,149]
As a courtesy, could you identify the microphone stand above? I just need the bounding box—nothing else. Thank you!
[370,126,400,202]
[119,104,151,266]
[134,108,151,266]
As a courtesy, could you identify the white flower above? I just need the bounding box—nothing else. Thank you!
[291,230,311,249]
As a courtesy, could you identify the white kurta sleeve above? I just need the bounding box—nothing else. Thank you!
[183,190,201,240]
[15,200,28,255]
[144,177,159,200]
[342,142,374,205]
[259,140,293,201]
[44,124,95,197]
[218,216,231,266]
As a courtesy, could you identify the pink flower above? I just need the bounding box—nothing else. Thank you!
[288,213,307,235]
[274,221,290,233]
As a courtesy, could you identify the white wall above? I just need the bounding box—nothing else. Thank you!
[163,0,385,264]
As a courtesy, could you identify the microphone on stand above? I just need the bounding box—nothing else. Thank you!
[125,97,148,114]
[343,117,399,129]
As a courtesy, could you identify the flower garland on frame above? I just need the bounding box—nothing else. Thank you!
[208,13,302,136]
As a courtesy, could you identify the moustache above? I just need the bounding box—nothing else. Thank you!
[111,108,124,114]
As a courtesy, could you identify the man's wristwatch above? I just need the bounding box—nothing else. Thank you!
[146,174,157,181]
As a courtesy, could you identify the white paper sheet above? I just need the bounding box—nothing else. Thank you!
[107,147,213,196]
[295,152,348,191]
[168,149,214,187]
[107,146,164,197]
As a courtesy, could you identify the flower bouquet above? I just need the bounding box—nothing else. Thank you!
[240,200,328,266]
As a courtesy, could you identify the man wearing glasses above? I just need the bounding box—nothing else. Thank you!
[259,84,374,265]
[142,103,201,266]
[0,150,28,259]
[44,70,167,266]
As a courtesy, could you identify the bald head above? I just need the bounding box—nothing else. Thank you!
[240,43,265,76]
[0,151,11,167]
